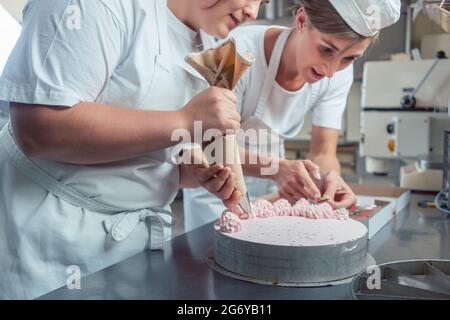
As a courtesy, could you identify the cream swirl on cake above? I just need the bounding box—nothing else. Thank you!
[215,198,349,233]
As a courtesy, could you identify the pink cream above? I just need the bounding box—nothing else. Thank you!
[215,198,349,233]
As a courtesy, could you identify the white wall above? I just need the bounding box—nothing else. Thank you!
[0,0,24,128]
[0,4,21,72]
[0,0,27,21]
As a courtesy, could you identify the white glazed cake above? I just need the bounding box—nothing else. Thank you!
[225,216,367,247]
[214,199,369,284]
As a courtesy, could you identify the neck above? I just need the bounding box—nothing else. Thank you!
[278,32,303,83]
[167,0,198,32]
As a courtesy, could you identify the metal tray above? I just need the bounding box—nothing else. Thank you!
[351,259,450,300]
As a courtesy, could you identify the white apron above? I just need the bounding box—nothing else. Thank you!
[183,29,320,232]
[0,0,213,299]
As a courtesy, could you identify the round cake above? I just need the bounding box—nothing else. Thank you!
[214,199,369,284]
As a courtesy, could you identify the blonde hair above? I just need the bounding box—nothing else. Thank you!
[294,0,378,41]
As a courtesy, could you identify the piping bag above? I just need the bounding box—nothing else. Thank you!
[185,38,255,214]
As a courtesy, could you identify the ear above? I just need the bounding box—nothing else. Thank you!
[295,8,307,33]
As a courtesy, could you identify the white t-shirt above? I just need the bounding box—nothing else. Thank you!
[231,25,354,139]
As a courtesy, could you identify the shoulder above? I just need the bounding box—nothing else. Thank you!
[230,24,270,40]
[231,25,288,67]
[263,27,287,66]
[95,0,158,33]
[230,25,268,58]
[22,0,151,38]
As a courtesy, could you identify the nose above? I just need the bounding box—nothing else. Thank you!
[324,58,340,78]
[242,1,260,22]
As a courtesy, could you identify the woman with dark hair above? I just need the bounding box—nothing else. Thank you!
[0,0,265,299]
[184,0,402,232]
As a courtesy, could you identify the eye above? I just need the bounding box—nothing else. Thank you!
[319,46,334,56]
[344,57,358,62]
[261,0,271,5]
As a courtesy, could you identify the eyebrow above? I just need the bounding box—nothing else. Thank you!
[322,39,341,52]
[322,38,364,59]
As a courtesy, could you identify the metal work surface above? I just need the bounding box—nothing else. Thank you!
[40,194,449,300]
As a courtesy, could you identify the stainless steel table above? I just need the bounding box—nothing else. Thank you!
[40,194,449,300]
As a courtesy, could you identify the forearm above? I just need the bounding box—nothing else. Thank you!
[11,102,188,164]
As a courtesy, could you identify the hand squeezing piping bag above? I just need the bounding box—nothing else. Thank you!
[185,39,255,214]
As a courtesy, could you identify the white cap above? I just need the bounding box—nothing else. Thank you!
[329,0,401,37]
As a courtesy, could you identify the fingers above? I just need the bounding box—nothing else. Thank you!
[277,178,317,203]
[284,179,307,198]
[221,89,237,105]
[214,171,236,200]
[219,89,240,130]
[202,166,231,192]
[279,184,305,205]
[322,175,357,209]
[188,87,241,134]
[323,180,339,207]
[217,105,241,133]
[295,165,321,199]
[334,196,357,209]
[277,160,321,200]
[303,160,321,181]
[197,164,241,208]
[223,108,241,131]
[334,184,357,208]
[225,118,242,132]
[193,163,223,183]
[297,174,321,200]
[278,189,296,205]
[218,89,239,119]
[300,160,322,199]
[223,190,241,209]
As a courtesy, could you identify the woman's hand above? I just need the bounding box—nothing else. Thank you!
[181,147,241,209]
[321,170,356,209]
[179,87,241,135]
[273,159,322,204]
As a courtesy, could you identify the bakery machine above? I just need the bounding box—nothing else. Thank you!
[360,56,450,191]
